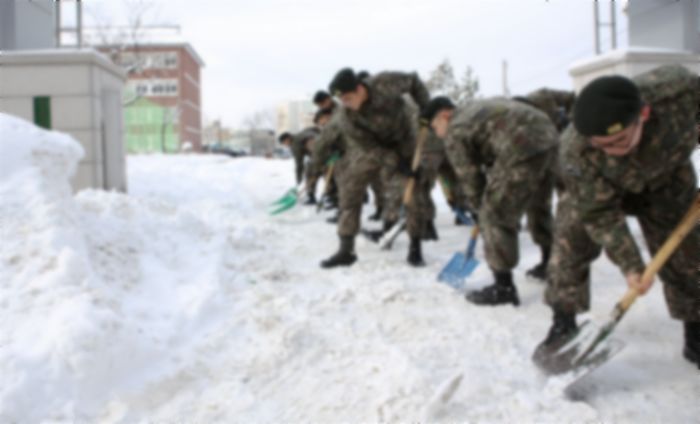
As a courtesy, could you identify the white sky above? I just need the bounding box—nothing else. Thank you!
[82,0,629,128]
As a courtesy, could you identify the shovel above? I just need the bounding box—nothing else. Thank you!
[378,126,429,250]
[437,225,480,290]
[534,192,700,383]
[269,183,305,215]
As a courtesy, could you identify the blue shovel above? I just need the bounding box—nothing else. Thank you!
[437,225,480,290]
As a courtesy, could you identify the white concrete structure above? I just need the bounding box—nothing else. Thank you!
[570,0,700,91]
[0,50,128,192]
[0,0,55,50]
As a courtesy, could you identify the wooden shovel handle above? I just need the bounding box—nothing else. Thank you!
[616,192,700,314]
[402,126,429,206]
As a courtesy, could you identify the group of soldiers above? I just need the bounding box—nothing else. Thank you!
[277,64,700,369]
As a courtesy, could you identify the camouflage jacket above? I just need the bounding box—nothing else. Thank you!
[337,71,430,159]
[560,64,699,275]
[444,98,558,210]
[311,111,346,174]
[291,126,320,183]
[525,88,575,132]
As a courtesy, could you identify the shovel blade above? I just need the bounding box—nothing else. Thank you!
[379,219,406,250]
[533,320,624,378]
[437,252,480,290]
[268,196,298,215]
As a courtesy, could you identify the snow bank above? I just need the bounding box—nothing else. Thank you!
[0,115,231,421]
[1,112,698,422]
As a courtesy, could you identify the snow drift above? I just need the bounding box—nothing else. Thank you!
[1,113,698,422]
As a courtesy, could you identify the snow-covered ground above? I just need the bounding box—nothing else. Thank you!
[1,113,699,422]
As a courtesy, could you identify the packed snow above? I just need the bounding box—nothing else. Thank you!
[1,113,699,422]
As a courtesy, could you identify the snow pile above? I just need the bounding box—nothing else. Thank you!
[0,115,231,422]
[1,112,698,422]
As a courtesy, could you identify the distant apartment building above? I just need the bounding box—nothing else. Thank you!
[98,42,205,153]
[277,100,315,134]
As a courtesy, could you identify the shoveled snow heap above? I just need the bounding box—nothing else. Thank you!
[1,112,698,422]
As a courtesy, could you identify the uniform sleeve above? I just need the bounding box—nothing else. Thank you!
[561,133,645,275]
[374,71,430,110]
[444,126,485,211]
[310,121,342,174]
[291,138,305,184]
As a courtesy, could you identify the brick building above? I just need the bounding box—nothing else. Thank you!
[100,42,205,152]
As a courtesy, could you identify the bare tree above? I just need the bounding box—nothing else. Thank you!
[426,59,480,105]
[243,109,277,157]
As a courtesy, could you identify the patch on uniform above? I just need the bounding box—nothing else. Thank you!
[607,122,623,135]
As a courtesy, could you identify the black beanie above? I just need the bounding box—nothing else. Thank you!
[421,96,456,122]
[573,75,642,137]
[329,68,359,96]
[278,132,292,144]
[313,90,330,105]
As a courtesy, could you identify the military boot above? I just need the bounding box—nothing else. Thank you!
[526,247,550,282]
[466,271,520,306]
[368,206,383,221]
[407,237,425,267]
[683,321,700,369]
[422,220,439,241]
[532,308,578,367]
[304,192,317,205]
[326,211,339,224]
[320,236,357,268]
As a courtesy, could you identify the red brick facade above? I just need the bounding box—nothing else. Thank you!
[101,43,204,150]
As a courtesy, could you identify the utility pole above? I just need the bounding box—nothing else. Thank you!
[593,0,617,55]
[502,60,510,97]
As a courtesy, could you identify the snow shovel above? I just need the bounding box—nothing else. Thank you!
[378,126,429,250]
[534,191,700,383]
[269,183,305,215]
[437,225,480,290]
[316,153,340,213]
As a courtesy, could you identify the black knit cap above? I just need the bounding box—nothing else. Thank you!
[421,96,456,122]
[573,75,642,137]
[278,132,292,144]
[329,68,359,97]
[313,90,330,105]
[313,107,333,124]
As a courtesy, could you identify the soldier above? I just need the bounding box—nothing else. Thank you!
[425,96,558,306]
[534,65,700,368]
[510,88,576,281]
[315,87,384,220]
[290,126,321,205]
[318,67,430,268]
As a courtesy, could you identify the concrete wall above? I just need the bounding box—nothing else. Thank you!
[628,0,700,53]
[0,49,128,192]
[0,0,55,50]
[569,49,700,93]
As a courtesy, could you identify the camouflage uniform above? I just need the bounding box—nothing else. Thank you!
[545,65,700,322]
[524,88,575,133]
[444,98,558,272]
[291,126,321,195]
[331,71,430,238]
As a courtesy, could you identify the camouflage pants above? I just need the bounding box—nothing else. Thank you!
[438,159,470,214]
[480,149,555,272]
[337,146,395,237]
[304,162,320,196]
[545,163,700,322]
[369,174,384,209]
[381,153,433,238]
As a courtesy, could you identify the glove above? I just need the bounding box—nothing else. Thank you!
[398,157,420,178]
